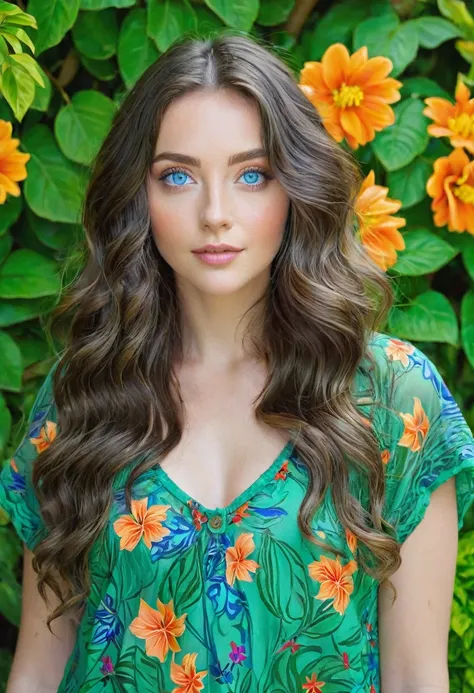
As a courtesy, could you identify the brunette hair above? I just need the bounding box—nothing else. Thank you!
[33,31,400,628]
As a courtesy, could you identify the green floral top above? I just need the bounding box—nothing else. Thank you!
[2,331,474,693]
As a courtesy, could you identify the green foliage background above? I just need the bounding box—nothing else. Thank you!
[0,0,474,690]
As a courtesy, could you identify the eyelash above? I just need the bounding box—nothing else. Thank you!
[157,165,272,190]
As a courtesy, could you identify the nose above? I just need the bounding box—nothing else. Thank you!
[200,178,232,231]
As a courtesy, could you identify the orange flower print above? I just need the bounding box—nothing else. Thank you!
[231,502,251,524]
[0,120,30,203]
[187,500,208,531]
[308,555,358,615]
[170,651,207,693]
[426,147,474,234]
[302,672,326,692]
[225,532,260,586]
[381,449,390,465]
[423,78,474,154]
[113,497,171,551]
[355,170,406,271]
[129,598,186,663]
[275,460,289,480]
[298,43,401,149]
[30,420,57,454]
[345,528,357,554]
[384,338,415,367]
[397,397,430,452]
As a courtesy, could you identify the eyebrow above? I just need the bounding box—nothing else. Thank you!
[151,147,268,167]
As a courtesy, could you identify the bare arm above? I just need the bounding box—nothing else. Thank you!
[6,546,79,693]
[378,477,458,693]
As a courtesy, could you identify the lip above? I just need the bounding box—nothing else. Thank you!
[193,250,242,265]
[192,244,243,253]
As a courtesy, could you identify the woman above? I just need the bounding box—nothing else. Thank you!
[2,32,474,693]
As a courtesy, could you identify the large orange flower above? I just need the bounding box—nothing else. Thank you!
[384,337,415,367]
[424,79,474,154]
[426,147,474,234]
[398,396,430,452]
[129,598,187,663]
[299,43,402,149]
[0,120,30,203]
[30,420,57,454]
[308,555,358,615]
[113,497,171,551]
[355,170,406,271]
[170,652,208,693]
[303,672,326,693]
[225,532,260,586]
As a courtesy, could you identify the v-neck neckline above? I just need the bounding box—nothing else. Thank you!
[153,438,295,517]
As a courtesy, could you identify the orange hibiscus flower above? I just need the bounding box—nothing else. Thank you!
[424,78,474,154]
[113,497,171,551]
[303,672,326,693]
[381,449,391,465]
[170,652,208,693]
[129,598,186,663]
[345,528,357,554]
[385,337,415,366]
[308,555,358,615]
[426,147,474,234]
[0,120,30,204]
[225,532,260,586]
[355,170,406,271]
[298,43,402,149]
[30,420,57,454]
[398,396,430,452]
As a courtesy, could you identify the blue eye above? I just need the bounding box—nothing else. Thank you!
[161,170,190,187]
[158,166,271,189]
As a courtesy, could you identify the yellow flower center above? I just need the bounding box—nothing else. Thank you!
[447,112,474,139]
[454,180,474,204]
[332,83,364,108]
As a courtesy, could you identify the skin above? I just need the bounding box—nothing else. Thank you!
[7,88,458,692]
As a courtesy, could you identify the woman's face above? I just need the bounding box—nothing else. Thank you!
[147,88,290,296]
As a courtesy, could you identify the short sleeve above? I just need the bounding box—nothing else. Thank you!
[378,338,474,545]
[0,362,58,551]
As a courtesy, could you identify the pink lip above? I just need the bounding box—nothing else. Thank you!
[193,250,242,265]
[193,245,242,252]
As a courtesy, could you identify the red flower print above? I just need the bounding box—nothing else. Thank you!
[277,638,300,654]
[302,672,326,692]
[397,396,430,452]
[113,497,171,551]
[342,652,349,669]
[230,502,251,524]
[170,651,207,693]
[275,460,289,480]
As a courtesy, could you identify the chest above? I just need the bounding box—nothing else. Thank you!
[158,362,291,510]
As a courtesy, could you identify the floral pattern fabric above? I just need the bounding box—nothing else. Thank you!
[1,331,474,693]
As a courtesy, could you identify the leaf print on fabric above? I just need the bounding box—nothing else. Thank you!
[30,419,57,453]
[308,555,358,615]
[302,672,326,692]
[225,532,260,586]
[397,396,430,452]
[129,597,187,663]
[170,651,207,693]
[113,497,171,551]
[92,593,123,644]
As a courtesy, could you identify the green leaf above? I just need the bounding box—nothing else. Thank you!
[80,54,116,80]
[461,290,474,370]
[310,0,368,59]
[0,330,22,391]
[27,209,81,251]
[437,0,474,30]
[257,0,295,26]
[147,0,197,53]
[0,2,23,15]
[401,76,452,101]
[391,229,458,276]
[117,8,159,89]
[195,5,225,35]
[353,15,419,77]
[0,4,37,27]
[0,30,22,53]
[463,245,474,282]
[1,26,35,53]
[72,8,118,60]
[372,98,430,172]
[388,290,459,345]
[204,0,259,31]
[387,158,432,209]
[0,249,60,299]
[9,54,44,87]
[80,0,135,7]
[27,0,80,55]
[0,63,35,122]
[0,296,56,327]
[22,124,86,224]
[55,90,116,165]
[0,400,11,455]
[30,64,52,112]
[0,195,22,238]
[0,232,12,264]
[412,16,460,48]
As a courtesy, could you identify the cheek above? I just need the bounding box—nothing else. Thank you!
[251,195,290,251]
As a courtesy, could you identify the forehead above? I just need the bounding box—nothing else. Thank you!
[155,89,264,156]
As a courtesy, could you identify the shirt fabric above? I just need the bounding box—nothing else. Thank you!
[2,331,474,693]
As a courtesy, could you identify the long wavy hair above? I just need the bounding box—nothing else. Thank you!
[33,31,400,629]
